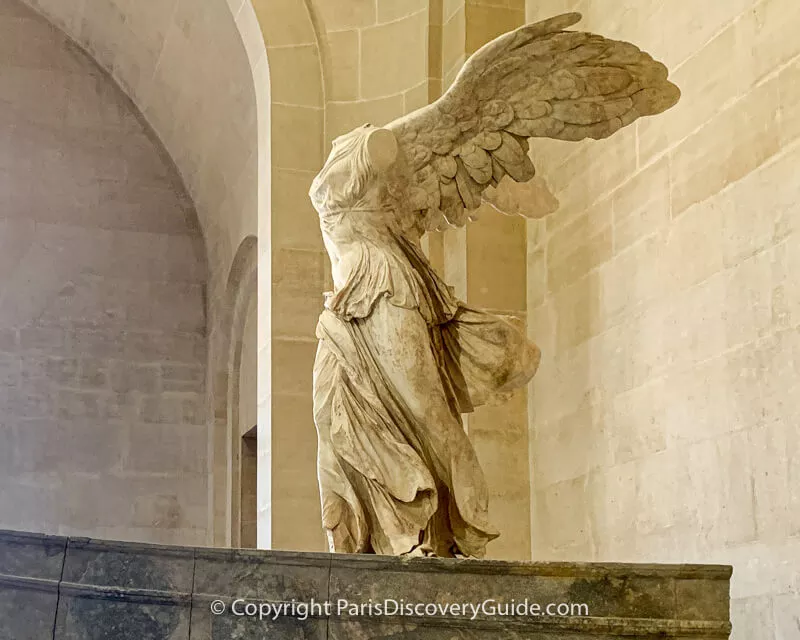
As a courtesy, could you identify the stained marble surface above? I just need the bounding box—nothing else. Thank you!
[0,529,66,581]
[0,529,732,639]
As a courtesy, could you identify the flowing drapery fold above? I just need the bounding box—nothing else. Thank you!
[314,286,539,556]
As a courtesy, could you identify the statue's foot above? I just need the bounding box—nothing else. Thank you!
[403,544,436,558]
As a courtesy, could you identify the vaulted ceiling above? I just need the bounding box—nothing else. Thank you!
[22,0,269,286]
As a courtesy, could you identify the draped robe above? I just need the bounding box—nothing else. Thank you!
[313,205,540,558]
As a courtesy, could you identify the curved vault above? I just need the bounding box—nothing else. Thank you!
[0,0,210,543]
[22,0,270,287]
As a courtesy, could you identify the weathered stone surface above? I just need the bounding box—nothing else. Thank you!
[191,601,328,640]
[193,548,330,602]
[55,586,191,640]
[0,529,66,581]
[328,618,732,639]
[53,537,195,640]
[0,0,209,545]
[525,4,800,640]
[62,538,195,593]
[0,577,60,640]
[0,530,66,640]
[328,554,731,623]
[0,530,732,639]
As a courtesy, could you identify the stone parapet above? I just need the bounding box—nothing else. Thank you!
[0,529,732,639]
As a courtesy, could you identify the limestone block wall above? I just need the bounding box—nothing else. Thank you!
[524,0,800,636]
[314,0,430,142]
[0,0,208,544]
[465,0,525,57]
[426,0,535,562]
[442,0,466,89]
[251,0,326,552]
[16,0,269,550]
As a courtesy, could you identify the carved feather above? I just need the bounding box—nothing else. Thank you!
[455,162,484,209]
[434,155,458,179]
[462,147,493,184]
[473,131,503,151]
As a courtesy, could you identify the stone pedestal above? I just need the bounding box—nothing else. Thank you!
[0,529,732,639]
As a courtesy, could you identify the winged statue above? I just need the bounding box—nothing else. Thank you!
[309,13,680,558]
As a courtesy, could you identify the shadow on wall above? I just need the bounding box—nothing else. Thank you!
[0,0,210,545]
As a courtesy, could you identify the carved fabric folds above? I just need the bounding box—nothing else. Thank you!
[312,232,540,557]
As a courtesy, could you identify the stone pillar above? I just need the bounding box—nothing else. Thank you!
[422,0,533,561]
[253,0,328,552]
[442,2,531,562]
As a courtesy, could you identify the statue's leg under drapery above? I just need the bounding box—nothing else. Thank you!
[314,299,500,557]
[313,297,539,557]
[358,300,500,557]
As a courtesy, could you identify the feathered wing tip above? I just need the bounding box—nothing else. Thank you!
[527,11,583,33]
[387,12,681,233]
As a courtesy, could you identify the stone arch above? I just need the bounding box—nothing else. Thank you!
[209,235,258,547]
[19,0,272,547]
[306,0,430,143]
[0,0,209,544]
[20,0,268,292]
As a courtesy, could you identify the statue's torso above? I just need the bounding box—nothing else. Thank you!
[318,207,457,324]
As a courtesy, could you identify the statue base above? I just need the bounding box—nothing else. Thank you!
[0,529,731,639]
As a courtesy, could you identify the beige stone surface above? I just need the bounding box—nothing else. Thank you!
[313,0,376,31]
[465,0,525,54]
[248,0,325,552]
[360,10,427,100]
[19,0,263,284]
[310,0,429,151]
[15,0,273,553]
[0,0,208,545]
[525,1,800,638]
[321,30,360,103]
[442,2,466,88]
[267,44,324,107]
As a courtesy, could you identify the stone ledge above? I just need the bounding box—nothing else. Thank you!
[332,616,733,636]
[0,529,733,639]
[0,573,60,593]
[58,583,192,605]
[327,552,734,579]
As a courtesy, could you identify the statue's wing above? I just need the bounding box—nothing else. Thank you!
[386,12,680,231]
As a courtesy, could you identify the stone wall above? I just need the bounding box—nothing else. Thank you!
[20,0,263,286]
[252,0,326,552]
[0,0,208,545]
[524,0,800,637]
[315,0,430,142]
[16,0,268,549]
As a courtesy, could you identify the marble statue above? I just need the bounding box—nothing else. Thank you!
[309,13,680,558]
